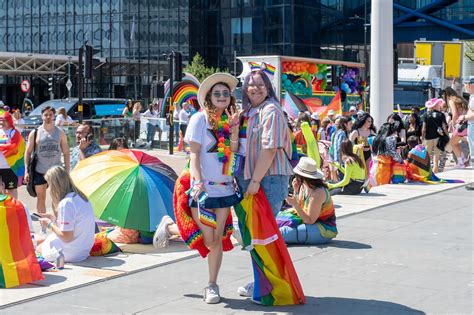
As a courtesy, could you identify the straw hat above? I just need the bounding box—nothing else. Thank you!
[197,73,239,108]
[293,157,324,180]
[425,98,445,109]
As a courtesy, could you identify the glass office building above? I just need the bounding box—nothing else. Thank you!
[0,0,473,105]
[0,0,189,105]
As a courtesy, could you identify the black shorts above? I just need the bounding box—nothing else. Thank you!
[33,171,47,186]
[0,168,18,189]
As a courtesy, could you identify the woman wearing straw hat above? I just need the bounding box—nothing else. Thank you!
[276,157,338,245]
[184,73,242,304]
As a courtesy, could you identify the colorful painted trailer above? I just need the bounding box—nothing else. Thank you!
[237,55,366,113]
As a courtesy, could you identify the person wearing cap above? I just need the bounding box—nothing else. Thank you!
[421,98,448,173]
[327,109,335,121]
[184,73,242,304]
[0,110,25,199]
[276,157,337,245]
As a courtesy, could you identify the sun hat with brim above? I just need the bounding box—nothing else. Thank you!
[293,157,324,180]
[197,73,239,109]
[310,112,320,120]
[425,98,445,109]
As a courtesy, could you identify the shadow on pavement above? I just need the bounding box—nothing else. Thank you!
[317,239,372,250]
[26,274,68,287]
[221,296,425,314]
[287,240,372,250]
[71,255,126,268]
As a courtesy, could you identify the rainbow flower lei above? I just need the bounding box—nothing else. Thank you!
[216,114,231,163]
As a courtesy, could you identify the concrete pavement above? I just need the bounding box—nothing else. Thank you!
[2,186,472,314]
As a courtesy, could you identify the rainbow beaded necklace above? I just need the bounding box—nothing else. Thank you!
[216,114,231,164]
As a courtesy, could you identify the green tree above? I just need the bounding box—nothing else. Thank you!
[184,53,227,82]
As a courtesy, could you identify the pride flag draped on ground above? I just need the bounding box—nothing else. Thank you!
[234,190,305,306]
[0,195,43,288]
[405,145,463,184]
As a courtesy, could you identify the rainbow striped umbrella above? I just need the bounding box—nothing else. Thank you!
[70,150,177,232]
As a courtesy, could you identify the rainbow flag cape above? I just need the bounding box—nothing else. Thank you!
[0,195,43,288]
[405,145,463,184]
[0,128,26,186]
[234,190,305,306]
[173,170,234,258]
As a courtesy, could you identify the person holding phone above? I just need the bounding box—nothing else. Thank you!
[276,157,338,245]
[70,123,102,170]
[184,73,241,304]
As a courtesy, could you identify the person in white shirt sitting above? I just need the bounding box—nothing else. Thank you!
[37,166,95,263]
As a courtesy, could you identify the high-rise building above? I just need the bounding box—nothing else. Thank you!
[0,0,473,105]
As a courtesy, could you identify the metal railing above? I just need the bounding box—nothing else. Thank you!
[18,117,172,150]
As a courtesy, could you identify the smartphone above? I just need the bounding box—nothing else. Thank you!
[198,191,209,204]
[31,213,42,221]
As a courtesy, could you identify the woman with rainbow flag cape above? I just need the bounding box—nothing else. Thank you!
[0,110,25,199]
[276,157,337,245]
[234,68,295,299]
[175,73,242,304]
[0,191,43,288]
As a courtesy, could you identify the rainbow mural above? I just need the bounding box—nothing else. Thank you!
[159,73,200,116]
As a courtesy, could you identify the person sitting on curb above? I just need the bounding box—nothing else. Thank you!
[328,140,367,195]
[70,124,102,170]
[37,166,95,263]
[276,157,338,245]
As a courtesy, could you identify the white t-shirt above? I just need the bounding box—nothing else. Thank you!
[55,115,74,126]
[42,193,95,263]
[143,110,160,126]
[184,112,235,197]
[179,109,190,125]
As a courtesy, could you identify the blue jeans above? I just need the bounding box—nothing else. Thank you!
[279,224,332,245]
[236,174,289,216]
[173,122,180,145]
[146,123,156,143]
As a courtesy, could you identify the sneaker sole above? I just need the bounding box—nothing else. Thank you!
[204,297,221,304]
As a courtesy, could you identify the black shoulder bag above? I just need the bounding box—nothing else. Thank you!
[26,129,38,197]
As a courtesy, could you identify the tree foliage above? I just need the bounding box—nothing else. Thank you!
[184,53,227,82]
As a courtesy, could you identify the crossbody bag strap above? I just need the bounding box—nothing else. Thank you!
[32,128,38,154]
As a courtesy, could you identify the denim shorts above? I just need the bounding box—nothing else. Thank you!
[236,174,289,216]
[189,193,241,209]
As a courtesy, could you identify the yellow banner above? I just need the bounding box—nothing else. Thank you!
[415,43,432,65]
[444,43,462,78]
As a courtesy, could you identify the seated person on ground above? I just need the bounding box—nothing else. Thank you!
[37,166,95,263]
[328,140,367,195]
[276,157,337,245]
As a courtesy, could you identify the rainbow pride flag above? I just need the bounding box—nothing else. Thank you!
[0,128,25,186]
[405,145,463,184]
[249,62,260,71]
[262,62,276,76]
[234,190,305,306]
[0,195,43,288]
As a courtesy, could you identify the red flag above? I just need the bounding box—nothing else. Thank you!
[318,92,342,121]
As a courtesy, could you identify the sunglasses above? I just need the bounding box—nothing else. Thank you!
[212,91,230,98]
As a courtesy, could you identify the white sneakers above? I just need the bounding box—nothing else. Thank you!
[153,215,174,248]
[237,282,254,297]
[204,284,221,304]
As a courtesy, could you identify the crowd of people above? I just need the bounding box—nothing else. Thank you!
[0,70,472,304]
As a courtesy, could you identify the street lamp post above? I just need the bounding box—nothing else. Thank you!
[350,12,369,81]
